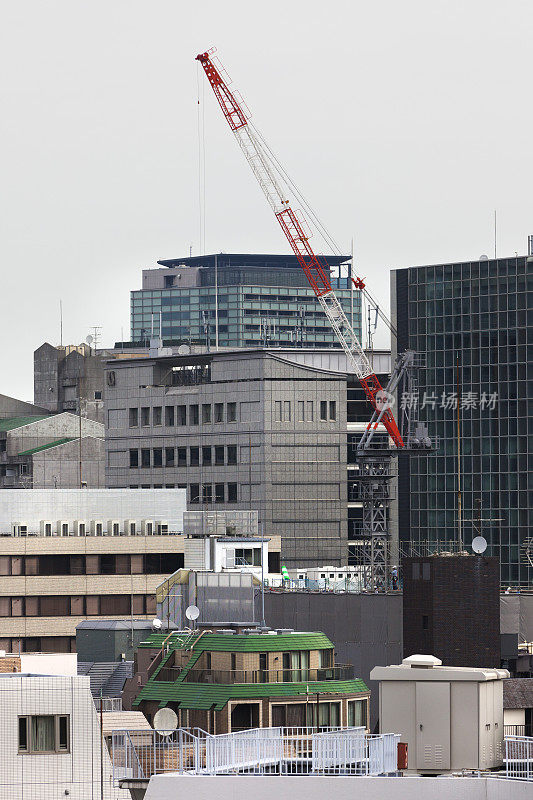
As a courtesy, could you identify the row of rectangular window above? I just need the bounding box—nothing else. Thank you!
[274,400,336,423]
[0,593,156,617]
[129,445,238,469]
[189,483,238,504]
[0,553,183,577]
[129,402,237,428]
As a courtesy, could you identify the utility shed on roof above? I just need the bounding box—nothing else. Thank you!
[370,655,509,775]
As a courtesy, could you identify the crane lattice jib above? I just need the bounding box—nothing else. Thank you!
[196,50,404,449]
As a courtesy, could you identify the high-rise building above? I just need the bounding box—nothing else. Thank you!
[131,253,360,349]
[392,252,533,586]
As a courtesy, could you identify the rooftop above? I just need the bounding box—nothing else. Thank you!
[18,437,75,455]
[504,678,533,709]
[156,253,350,270]
[0,415,50,432]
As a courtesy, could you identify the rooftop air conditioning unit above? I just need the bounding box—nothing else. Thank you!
[91,520,104,537]
[107,520,121,537]
[40,521,54,537]
[156,521,169,536]
[142,520,154,536]
[57,520,70,537]
[12,523,28,537]
[124,520,137,536]
[73,520,87,537]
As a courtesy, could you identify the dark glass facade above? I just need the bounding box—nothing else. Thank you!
[394,255,533,586]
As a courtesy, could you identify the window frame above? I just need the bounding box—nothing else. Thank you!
[18,714,70,754]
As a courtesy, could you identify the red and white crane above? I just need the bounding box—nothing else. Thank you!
[196,48,404,448]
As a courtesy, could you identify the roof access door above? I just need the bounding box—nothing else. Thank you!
[415,682,450,771]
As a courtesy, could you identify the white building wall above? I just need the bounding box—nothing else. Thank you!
[0,674,129,800]
[19,653,77,676]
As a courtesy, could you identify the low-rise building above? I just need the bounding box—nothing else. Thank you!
[124,627,369,734]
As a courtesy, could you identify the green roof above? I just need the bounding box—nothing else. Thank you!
[0,416,50,432]
[138,631,334,653]
[18,437,75,456]
[133,631,368,711]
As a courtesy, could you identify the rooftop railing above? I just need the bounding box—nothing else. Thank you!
[155,665,354,684]
[505,735,533,781]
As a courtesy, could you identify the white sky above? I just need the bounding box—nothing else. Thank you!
[1,1,532,400]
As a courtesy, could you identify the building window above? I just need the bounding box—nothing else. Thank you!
[307,401,313,421]
[202,484,212,504]
[347,700,367,729]
[227,483,238,503]
[214,403,224,423]
[129,408,138,427]
[177,448,187,467]
[177,405,187,426]
[190,404,199,425]
[190,447,200,467]
[19,715,70,754]
[94,391,102,400]
[215,483,225,503]
[329,401,336,421]
[320,401,327,421]
[165,406,175,426]
[141,407,150,426]
[275,401,282,422]
[215,446,225,466]
[227,445,237,465]
[141,449,151,468]
[165,447,175,467]
[298,401,305,422]
[129,449,139,468]
[422,614,429,630]
[153,448,163,468]
[202,446,212,466]
[202,404,212,423]
[283,401,291,421]
[190,484,200,504]
[153,406,162,426]
[227,402,237,422]
[20,464,28,475]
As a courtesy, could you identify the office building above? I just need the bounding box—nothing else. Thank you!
[0,488,186,653]
[124,626,369,733]
[104,347,391,567]
[0,412,104,489]
[392,252,533,586]
[131,252,360,348]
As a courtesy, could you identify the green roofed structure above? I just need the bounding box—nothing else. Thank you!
[123,626,369,734]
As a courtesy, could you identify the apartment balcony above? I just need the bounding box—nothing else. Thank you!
[156,664,354,684]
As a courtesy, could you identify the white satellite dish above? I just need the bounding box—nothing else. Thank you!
[178,344,191,355]
[472,536,488,554]
[152,618,163,630]
[185,605,200,621]
[153,707,178,735]
[86,334,94,344]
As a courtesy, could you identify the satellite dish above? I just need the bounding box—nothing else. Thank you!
[86,334,94,344]
[153,707,178,735]
[472,536,488,554]
[152,618,162,630]
[479,254,489,261]
[178,344,191,355]
[185,605,200,621]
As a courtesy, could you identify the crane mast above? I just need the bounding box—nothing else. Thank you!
[196,49,404,448]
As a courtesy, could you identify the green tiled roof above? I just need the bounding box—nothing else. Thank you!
[138,631,334,653]
[0,416,49,432]
[18,437,75,456]
[134,679,369,711]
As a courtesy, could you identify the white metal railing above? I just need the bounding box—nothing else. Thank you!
[505,735,533,781]
[94,697,122,712]
[111,726,400,783]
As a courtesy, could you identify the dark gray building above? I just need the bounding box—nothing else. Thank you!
[132,252,360,349]
[104,347,391,567]
[392,253,533,587]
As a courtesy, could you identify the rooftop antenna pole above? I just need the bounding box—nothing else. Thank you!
[215,253,219,351]
[456,351,462,552]
[59,300,63,347]
[494,209,497,259]
[350,237,354,332]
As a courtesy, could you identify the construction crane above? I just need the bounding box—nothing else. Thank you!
[196,48,404,450]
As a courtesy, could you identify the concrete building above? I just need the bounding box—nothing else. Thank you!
[0,673,129,799]
[0,488,186,653]
[132,252,360,349]
[124,627,369,733]
[391,251,533,587]
[104,347,391,567]
[371,655,509,774]
[0,412,104,488]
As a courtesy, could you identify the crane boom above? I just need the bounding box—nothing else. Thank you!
[196,49,403,448]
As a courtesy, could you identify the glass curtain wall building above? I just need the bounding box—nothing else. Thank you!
[392,254,533,586]
[131,253,361,348]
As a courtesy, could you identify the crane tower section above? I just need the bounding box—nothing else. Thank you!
[196,49,404,449]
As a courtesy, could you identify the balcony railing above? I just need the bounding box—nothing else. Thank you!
[156,665,354,684]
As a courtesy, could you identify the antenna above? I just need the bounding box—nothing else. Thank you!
[185,604,200,621]
[472,536,488,555]
[153,707,178,735]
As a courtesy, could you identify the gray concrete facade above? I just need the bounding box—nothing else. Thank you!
[104,348,355,566]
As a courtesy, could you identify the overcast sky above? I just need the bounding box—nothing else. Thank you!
[1,1,532,400]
